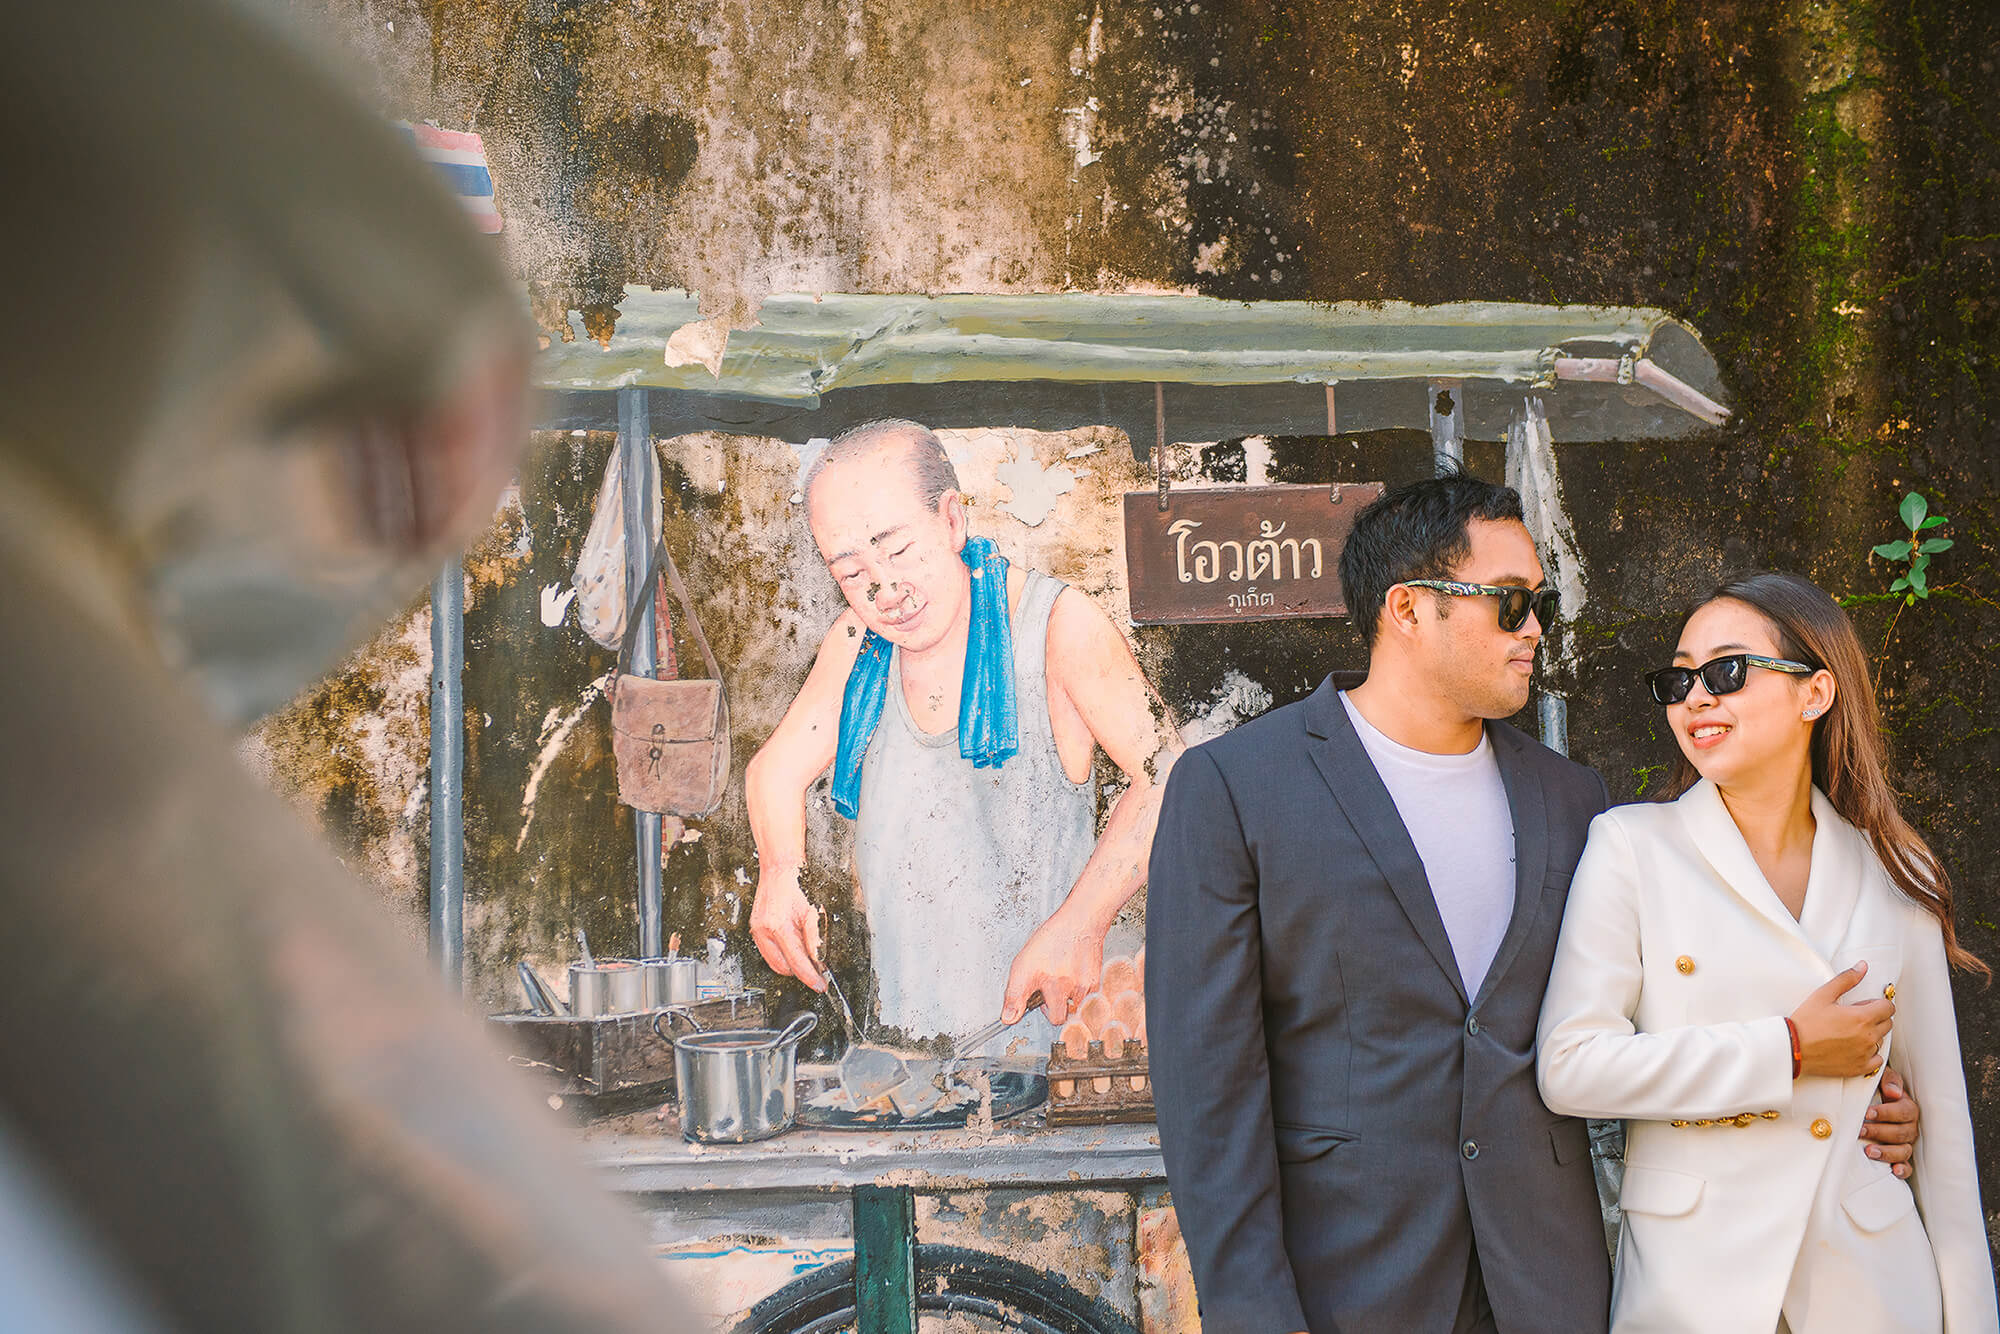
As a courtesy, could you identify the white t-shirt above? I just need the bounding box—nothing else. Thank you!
[1341,692,1517,999]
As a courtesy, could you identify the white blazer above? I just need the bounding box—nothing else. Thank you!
[1537,780,1998,1334]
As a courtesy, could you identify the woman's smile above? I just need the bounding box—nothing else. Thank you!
[1686,719,1733,749]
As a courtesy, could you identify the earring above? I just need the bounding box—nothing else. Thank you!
[1802,708,1821,720]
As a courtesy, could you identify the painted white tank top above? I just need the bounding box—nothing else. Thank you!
[854,569,1097,1057]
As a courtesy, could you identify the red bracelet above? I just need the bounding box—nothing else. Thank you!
[1784,1018,1803,1080]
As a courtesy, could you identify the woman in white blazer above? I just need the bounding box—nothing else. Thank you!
[1538,572,1996,1334]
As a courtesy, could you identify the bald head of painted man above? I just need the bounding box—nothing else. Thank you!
[803,420,975,657]
[749,419,1182,1031]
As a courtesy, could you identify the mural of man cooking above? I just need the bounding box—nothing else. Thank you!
[747,420,1180,1055]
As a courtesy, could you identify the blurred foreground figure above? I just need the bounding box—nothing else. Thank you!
[0,2,691,1329]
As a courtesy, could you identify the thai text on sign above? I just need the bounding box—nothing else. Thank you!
[1122,483,1384,623]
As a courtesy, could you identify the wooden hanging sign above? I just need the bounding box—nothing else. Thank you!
[1122,483,1383,624]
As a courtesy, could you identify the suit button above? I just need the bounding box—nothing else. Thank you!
[1810,1118,1833,1139]
[1883,984,1895,1000]
[1466,1016,1481,1036]
[1675,955,1695,975]
[1461,1140,1479,1160]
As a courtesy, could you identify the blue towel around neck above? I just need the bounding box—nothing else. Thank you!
[830,536,1017,819]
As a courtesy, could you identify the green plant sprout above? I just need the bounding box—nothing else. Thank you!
[1862,491,1964,687]
[1858,491,2000,704]
[1872,491,1952,604]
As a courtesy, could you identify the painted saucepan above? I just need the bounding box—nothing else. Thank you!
[667,1011,817,1143]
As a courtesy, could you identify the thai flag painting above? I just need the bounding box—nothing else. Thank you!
[397,122,503,235]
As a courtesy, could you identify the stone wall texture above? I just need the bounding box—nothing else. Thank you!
[268,0,2000,1245]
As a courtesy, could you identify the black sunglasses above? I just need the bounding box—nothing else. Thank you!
[1646,653,1817,706]
[1402,579,1560,633]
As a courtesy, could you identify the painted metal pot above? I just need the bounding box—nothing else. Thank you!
[570,958,647,1017]
[661,1011,816,1143]
[642,956,700,1010]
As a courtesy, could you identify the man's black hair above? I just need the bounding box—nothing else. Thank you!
[1338,470,1527,647]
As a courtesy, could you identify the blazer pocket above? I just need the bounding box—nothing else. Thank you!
[1273,1122,1356,1164]
[1618,1165,1704,1218]
[1841,1172,1918,1233]
[1549,1117,1590,1167]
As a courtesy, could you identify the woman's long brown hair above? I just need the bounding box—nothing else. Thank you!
[1664,571,1989,977]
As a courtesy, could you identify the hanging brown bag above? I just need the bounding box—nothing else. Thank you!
[609,540,730,816]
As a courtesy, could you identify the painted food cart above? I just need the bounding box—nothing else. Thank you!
[452,289,1730,1331]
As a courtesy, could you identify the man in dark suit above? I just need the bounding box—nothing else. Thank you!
[1144,473,1920,1334]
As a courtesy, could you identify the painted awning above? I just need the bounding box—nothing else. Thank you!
[532,288,1730,447]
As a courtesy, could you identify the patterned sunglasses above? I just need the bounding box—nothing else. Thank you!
[1646,653,1817,706]
[1402,580,1560,633]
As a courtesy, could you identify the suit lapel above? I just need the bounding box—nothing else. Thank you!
[1797,787,1864,962]
[1304,681,1469,1005]
[1678,780,1828,967]
[1471,723,1548,1011]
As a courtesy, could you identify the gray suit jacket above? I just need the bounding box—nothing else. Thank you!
[1146,678,1613,1334]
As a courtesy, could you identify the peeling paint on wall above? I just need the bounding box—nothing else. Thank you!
[1180,670,1276,748]
[242,606,433,944]
[1136,1200,1200,1334]
[516,670,614,852]
[995,450,1080,528]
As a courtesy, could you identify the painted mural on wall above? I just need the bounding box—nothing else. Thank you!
[745,420,1180,1064]
[651,420,1206,1330]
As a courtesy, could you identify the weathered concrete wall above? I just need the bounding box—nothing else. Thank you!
[268,0,2000,1294]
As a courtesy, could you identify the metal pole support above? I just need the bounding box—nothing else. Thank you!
[853,1185,917,1334]
[1539,690,1569,758]
[1429,378,1466,475]
[428,558,465,989]
[618,387,664,959]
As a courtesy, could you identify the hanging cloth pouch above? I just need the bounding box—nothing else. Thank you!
[609,540,730,816]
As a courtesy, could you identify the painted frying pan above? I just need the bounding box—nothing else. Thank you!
[795,1065,1047,1132]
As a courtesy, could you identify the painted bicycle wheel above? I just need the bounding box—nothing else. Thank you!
[731,1244,1139,1334]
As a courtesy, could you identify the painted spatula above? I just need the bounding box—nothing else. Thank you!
[824,967,909,1107]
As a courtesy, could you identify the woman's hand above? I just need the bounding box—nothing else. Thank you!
[1790,962,1894,1079]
